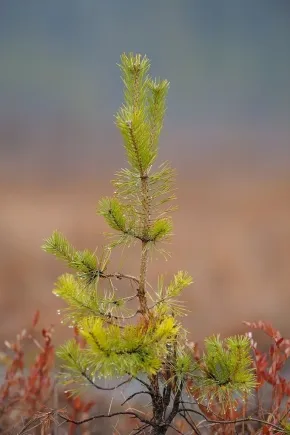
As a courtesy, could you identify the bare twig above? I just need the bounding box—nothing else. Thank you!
[17,410,60,435]
[121,390,151,406]
[132,375,153,392]
[81,372,132,391]
[103,272,140,285]
[58,410,155,428]
[181,408,286,432]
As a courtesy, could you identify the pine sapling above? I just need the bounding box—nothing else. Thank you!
[42,53,258,435]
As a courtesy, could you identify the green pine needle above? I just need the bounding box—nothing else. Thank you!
[192,334,256,412]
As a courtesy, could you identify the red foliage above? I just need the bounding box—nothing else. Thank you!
[0,312,95,434]
[0,310,54,426]
[244,320,290,433]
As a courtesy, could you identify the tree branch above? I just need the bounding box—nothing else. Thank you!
[166,381,183,424]
[81,372,132,391]
[131,375,153,392]
[103,272,140,285]
[181,408,285,432]
[121,390,151,406]
[58,410,155,428]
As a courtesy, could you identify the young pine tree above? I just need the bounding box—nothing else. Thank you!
[42,53,256,435]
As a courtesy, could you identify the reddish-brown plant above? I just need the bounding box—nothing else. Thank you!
[0,312,96,435]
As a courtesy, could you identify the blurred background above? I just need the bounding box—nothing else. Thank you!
[1,0,290,347]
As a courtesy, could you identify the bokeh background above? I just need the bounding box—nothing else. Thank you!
[1,0,290,348]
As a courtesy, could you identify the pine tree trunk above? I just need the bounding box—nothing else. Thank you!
[152,426,167,435]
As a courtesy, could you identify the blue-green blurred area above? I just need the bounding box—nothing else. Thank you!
[1,1,290,345]
[1,0,290,174]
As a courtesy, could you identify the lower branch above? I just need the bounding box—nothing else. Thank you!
[181,408,286,432]
[103,272,140,285]
[121,390,151,406]
[58,410,155,428]
[81,371,132,391]
[131,375,152,391]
